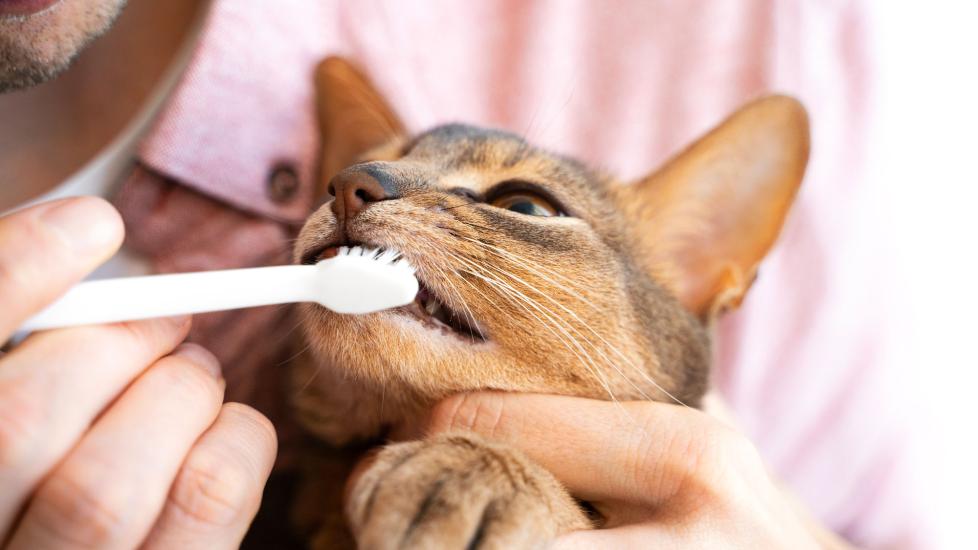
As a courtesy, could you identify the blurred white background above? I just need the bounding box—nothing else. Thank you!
[871,2,978,547]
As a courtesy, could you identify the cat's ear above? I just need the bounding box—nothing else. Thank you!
[314,57,407,191]
[623,95,809,319]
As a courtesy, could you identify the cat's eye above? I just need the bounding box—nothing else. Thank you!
[489,192,560,217]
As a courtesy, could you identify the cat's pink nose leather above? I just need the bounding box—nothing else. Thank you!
[328,169,392,224]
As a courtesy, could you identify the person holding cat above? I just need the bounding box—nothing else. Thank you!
[1,0,920,548]
[0,201,846,547]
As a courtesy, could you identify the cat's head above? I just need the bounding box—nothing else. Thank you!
[294,58,808,418]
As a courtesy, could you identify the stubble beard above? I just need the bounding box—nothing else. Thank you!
[0,0,128,93]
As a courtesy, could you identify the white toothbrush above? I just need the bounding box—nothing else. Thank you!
[19,246,418,332]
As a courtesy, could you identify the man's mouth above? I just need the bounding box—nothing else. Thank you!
[0,0,62,18]
[306,243,486,342]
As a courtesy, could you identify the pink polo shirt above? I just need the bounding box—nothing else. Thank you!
[115,1,928,547]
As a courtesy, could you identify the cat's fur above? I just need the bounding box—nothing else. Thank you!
[288,57,809,549]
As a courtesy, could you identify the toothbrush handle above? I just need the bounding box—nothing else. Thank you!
[20,265,317,331]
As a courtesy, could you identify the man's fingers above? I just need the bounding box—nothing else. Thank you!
[427,392,751,506]
[0,197,123,340]
[7,344,225,550]
[0,316,191,534]
[142,403,277,550]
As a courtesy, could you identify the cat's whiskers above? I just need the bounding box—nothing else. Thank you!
[435,251,514,343]
[452,219,497,233]
[458,241,686,406]
[459,237,688,407]
[409,244,475,327]
[413,191,481,214]
[470,247,654,401]
[272,304,312,344]
[294,314,372,396]
[459,255,637,403]
[444,250,621,404]
[276,236,308,259]
[456,218,504,234]
[459,237,601,309]
[291,343,324,394]
[433,222,655,399]
[427,254,481,333]
[259,309,322,395]
[448,258,656,430]
[465,268,620,405]
[443,249,601,369]
[440,201,481,213]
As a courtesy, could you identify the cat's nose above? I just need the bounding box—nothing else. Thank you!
[328,167,394,222]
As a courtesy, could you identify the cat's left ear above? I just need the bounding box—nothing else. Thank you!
[622,95,809,320]
[314,57,407,191]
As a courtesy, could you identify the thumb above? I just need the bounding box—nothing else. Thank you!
[0,198,123,339]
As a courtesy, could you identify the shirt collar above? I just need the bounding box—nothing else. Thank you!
[137,0,340,223]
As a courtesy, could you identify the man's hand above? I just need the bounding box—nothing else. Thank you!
[0,198,276,549]
[427,392,854,549]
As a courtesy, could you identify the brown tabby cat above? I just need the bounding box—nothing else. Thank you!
[288,57,809,549]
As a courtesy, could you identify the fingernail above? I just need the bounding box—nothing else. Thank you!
[173,343,223,379]
[40,198,122,255]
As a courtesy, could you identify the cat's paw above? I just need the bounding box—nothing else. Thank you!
[345,432,590,549]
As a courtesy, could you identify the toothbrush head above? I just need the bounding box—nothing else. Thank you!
[313,246,419,314]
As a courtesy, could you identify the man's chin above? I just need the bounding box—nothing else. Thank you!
[0,0,127,93]
[0,60,67,93]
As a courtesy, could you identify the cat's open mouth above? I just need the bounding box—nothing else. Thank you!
[309,244,486,343]
[400,283,486,343]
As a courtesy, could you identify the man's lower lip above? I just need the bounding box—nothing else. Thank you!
[0,0,62,17]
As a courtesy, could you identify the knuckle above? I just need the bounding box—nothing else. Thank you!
[626,417,673,493]
[668,422,761,491]
[429,394,468,432]
[110,317,186,355]
[31,462,132,547]
[152,356,221,402]
[63,320,179,370]
[223,403,278,456]
[168,454,256,528]
[626,409,725,495]
[0,254,31,298]
[223,403,277,445]
[110,319,158,350]
[430,392,507,439]
[0,217,65,297]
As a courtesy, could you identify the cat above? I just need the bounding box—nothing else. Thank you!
[287,57,809,549]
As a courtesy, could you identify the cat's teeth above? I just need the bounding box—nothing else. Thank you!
[424,297,442,317]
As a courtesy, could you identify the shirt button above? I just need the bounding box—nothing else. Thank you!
[266,164,300,204]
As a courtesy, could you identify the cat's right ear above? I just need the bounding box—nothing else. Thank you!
[314,57,407,192]
[621,95,809,320]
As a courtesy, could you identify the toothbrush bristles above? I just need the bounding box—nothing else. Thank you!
[335,245,415,273]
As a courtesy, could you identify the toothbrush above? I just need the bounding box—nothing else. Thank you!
[19,246,418,332]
